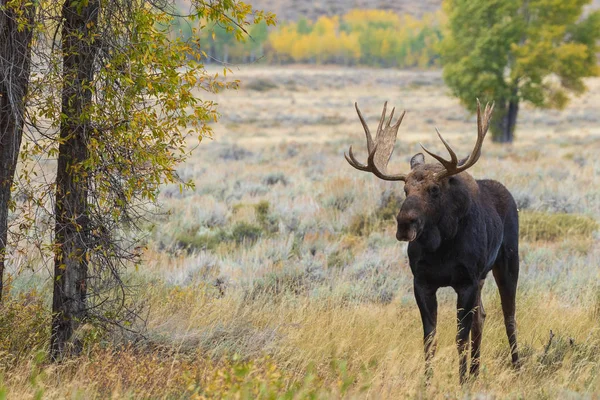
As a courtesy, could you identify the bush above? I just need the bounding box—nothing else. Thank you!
[323,192,354,212]
[175,221,264,251]
[219,145,254,161]
[520,212,598,242]
[262,172,288,186]
[245,78,278,92]
[347,190,403,237]
[231,222,263,243]
[246,268,312,300]
[347,213,376,237]
[0,293,50,369]
[255,201,278,233]
[374,189,403,221]
[327,249,354,269]
[255,201,270,223]
[322,177,355,212]
[176,229,229,252]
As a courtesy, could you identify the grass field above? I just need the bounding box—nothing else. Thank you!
[2,66,600,398]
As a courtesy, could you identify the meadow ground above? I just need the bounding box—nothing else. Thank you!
[2,66,600,398]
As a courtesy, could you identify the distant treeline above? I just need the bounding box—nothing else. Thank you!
[174,10,445,68]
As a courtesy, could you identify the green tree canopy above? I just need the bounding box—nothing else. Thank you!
[441,0,600,142]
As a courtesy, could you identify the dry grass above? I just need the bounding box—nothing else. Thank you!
[520,212,599,242]
[2,66,600,398]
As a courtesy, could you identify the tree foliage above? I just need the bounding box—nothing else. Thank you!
[6,0,274,358]
[189,9,443,68]
[441,0,600,142]
[270,10,444,67]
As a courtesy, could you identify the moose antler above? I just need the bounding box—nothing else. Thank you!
[345,102,407,181]
[420,99,494,181]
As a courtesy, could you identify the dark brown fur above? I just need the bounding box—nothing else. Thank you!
[345,101,519,383]
[398,154,519,383]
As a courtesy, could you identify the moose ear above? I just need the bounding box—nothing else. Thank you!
[410,153,425,169]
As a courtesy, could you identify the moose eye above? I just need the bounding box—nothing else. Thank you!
[429,185,440,197]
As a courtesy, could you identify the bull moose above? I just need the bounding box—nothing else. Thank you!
[345,101,519,383]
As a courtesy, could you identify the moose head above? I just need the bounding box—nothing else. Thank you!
[345,101,493,248]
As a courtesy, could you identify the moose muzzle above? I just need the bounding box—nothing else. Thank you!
[396,196,424,242]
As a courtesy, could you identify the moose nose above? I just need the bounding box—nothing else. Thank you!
[396,212,421,242]
[396,196,423,242]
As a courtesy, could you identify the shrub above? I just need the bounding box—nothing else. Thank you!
[323,192,354,212]
[347,213,376,237]
[262,172,288,186]
[520,212,598,242]
[318,114,345,125]
[374,189,403,221]
[327,249,354,269]
[246,268,312,300]
[175,221,264,251]
[322,177,355,212]
[231,222,263,243]
[195,200,229,228]
[176,229,228,252]
[219,145,254,161]
[233,181,270,197]
[255,201,278,233]
[255,200,270,222]
[513,190,534,210]
[537,331,575,371]
[0,293,50,369]
[347,190,403,237]
[245,78,278,92]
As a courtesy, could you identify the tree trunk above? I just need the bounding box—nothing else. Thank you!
[51,0,99,360]
[490,97,519,143]
[0,1,35,301]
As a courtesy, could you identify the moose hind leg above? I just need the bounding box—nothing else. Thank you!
[493,251,519,367]
[470,279,486,377]
[456,284,478,384]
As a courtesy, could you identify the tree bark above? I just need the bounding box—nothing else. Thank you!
[0,1,35,301]
[491,95,519,144]
[51,0,99,360]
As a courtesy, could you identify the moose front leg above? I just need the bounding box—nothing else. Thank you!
[414,281,438,379]
[456,284,478,384]
[470,279,486,377]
